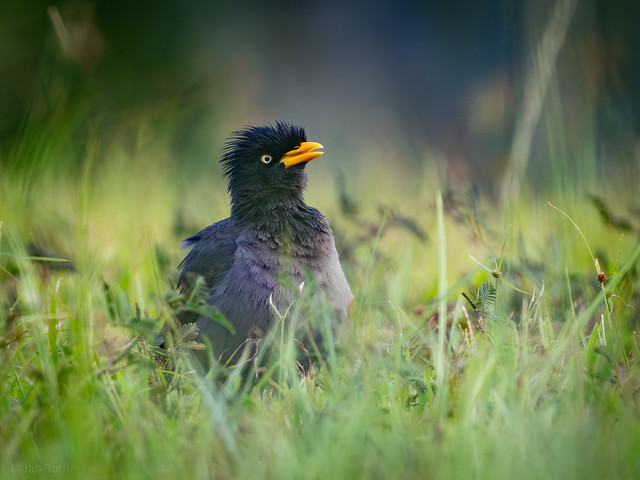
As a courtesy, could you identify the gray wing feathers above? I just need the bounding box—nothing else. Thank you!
[177,218,237,295]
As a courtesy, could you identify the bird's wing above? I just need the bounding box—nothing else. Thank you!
[177,217,238,299]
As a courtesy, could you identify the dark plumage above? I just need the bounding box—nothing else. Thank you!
[177,122,352,365]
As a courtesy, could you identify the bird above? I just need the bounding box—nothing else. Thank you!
[175,122,353,368]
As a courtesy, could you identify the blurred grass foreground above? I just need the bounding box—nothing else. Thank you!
[2,1,640,479]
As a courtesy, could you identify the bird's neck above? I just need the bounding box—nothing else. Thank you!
[231,193,329,245]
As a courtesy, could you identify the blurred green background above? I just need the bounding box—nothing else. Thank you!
[2,0,639,182]
[2,0,639,287]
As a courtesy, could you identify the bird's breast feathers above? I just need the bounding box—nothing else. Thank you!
[230,228,352,309]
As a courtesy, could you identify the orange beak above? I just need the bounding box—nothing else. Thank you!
[280,142,324,168]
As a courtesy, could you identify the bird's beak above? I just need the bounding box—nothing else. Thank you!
[280,142,324,168]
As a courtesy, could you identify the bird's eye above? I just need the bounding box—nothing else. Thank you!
[260,154,273,164]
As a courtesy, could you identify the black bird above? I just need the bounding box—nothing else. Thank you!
[177,122,353,366]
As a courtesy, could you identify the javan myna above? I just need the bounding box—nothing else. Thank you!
[177,122,353,366]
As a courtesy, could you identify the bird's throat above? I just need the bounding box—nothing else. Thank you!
[231,194,328,247]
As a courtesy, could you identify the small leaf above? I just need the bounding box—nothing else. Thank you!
[182,304,235,334]
[185,275,209,305]
[477,282,496,316]
[181,340,206,351]
[175,322,199,345]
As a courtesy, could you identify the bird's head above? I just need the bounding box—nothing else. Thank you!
[221,122,324,217]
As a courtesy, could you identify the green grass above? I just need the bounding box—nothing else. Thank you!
[1,119,640,480]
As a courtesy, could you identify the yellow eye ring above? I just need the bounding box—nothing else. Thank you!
[260,154,273,164]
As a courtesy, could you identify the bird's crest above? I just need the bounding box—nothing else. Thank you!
[220,122,307,179]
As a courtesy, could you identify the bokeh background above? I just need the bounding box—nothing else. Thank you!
[2,0,639,192]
